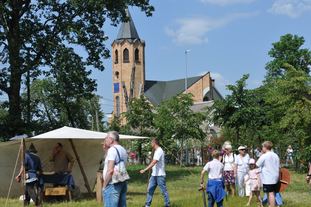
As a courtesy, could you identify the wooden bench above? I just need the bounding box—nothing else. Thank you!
[44,186,72,201]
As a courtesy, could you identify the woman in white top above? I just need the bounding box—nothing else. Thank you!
[222,144,236,196]
[235,146,250,197]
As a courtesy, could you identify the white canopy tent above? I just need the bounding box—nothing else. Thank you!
[0,126,148,197]
[30,126,147,140]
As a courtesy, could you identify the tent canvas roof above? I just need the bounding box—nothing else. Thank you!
[30,126,147,140]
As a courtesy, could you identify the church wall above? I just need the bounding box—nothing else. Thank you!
[185,73,212,103]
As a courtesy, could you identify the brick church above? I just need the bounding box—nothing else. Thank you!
[111,10,223,117]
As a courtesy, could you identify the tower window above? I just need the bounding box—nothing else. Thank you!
[135,48,139,63]
[123,48,129,63]
[115,71,119,79]
[115,96,120,117]
[115,50,118,64]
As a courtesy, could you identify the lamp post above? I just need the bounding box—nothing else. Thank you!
[185,49,190,92]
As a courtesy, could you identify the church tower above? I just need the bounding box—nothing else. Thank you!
[112,10,145,117]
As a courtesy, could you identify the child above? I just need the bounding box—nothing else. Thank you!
[245,158,263,207]
[200,150,226,207]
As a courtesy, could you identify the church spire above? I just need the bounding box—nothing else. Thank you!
[116,9,140,40]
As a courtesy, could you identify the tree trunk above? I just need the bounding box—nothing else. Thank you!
[7,3,23,136]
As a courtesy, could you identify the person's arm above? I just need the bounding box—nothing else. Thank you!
[15,165,24,182]
[66,152,75,172]
[256,154,264,168]
[307,162,311,176]
[200,169,206,187]
[234,155,238,177]
[140,159,158,174]
[103,160,115,189]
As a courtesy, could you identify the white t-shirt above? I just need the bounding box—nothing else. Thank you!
[152,147,166,176]
[235,154,250,173]
[103,144,128,183]
[203,159,224,180]
[223,153,236,171]
[256,151,280,185]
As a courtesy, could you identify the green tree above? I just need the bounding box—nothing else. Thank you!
[265,63,311,153]
[0,0,154,136]
[154,94,205,165]
[124,96,155,164]
[266,34,311,79]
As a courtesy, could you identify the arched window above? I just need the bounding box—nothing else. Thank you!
[135,48,139,63]
[123,48,129,63]
[114,50,118,64]
[115,96,120,116]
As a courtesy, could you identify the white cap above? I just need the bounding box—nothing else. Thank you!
[238,146,247,150]
[249,158,256,165]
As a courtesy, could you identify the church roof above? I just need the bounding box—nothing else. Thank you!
[116,9,140,40]
[144,76,203,105]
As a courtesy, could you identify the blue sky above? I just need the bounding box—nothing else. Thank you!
[96,0,311,114]
[1,0,311,115]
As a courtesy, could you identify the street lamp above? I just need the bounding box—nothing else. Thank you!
[185,49,190,92]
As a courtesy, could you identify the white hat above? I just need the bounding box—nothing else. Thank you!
[224,144,232,150]
[249,158,256,165]
[238,146,247,150]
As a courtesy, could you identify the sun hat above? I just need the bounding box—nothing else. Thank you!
[249,158,256,165]
[238,146,247,150]
[224,144,232,150]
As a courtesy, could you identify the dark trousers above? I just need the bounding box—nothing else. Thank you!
[25,181,42,206]
[208,192,223,207]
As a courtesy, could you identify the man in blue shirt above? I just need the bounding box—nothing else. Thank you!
[16,143,42,207]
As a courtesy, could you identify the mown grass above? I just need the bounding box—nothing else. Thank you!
[1,165,311,207]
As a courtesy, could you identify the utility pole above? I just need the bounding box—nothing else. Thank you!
[185,50,190,92]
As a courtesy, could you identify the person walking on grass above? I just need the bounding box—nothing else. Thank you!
[285,145,294,167]
[16,143,42,207]
[200,150,226,207]
[102,131,129,207]
[222,144,236,196]
[245,158,263,207]
[140,138,170,207]
[256,141,280,207]
[235,146,250,197]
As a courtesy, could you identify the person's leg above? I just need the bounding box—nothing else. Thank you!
[237,172,245,197]
[207,192,215,207]
[231,184,236,196]
[118,182,127,207]
[268,192,276,207]
[27,182,39,206]
[255,191,263,207]
[145,176,157,207]
[24,184,30,206]
[216,199,224,207]
[157,176,170,207]
[103,184,119,207]
[247,192,253,206]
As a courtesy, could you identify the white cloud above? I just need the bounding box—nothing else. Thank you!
[200,0,255,6]
[269,0,311,18]
[165,12,258,45]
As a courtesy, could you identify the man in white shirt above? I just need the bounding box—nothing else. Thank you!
[140,138,170,207]
[102,131,128,207]
[200,150,225,207]
[256,141,280,207]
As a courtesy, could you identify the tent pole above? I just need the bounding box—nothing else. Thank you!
[68,139,93,196]
[22,138,26,207]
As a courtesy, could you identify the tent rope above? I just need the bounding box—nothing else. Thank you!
[5,139,22,207]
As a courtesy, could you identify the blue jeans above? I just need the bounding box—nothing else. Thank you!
[208,192,223,207]
[103,182,127,207]
[145,176,170,207]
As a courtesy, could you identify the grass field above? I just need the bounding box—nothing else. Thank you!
[1,165,311,207]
